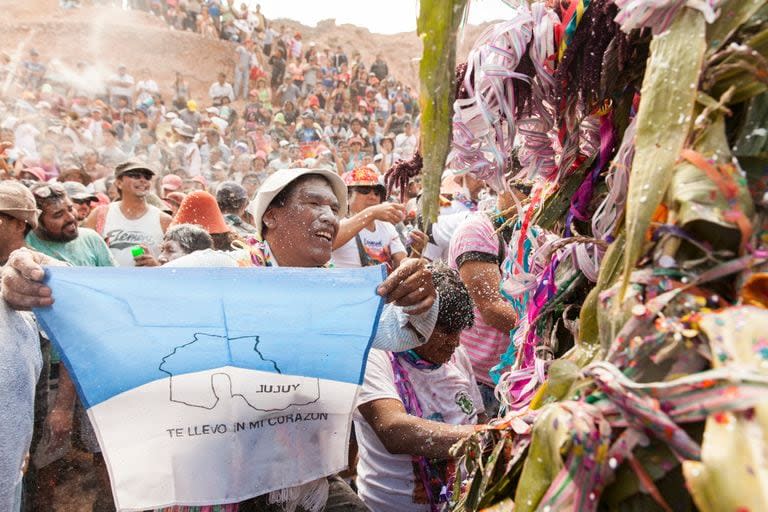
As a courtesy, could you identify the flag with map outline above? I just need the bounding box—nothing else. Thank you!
[34,265,385,511]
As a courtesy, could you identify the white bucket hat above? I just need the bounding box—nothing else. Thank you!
[248,168,347,240]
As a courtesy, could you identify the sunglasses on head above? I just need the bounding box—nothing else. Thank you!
[31,182,65,198]
[122,170,154,180]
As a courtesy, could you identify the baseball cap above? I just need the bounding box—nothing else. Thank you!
[161,174,183,191]
[19,166,47,182]
[249,168,347,239]
[62,181,97,202]
[0,181,39,229]
[115,159,157,178]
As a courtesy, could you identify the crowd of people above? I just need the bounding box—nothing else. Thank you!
[0,3,523,512]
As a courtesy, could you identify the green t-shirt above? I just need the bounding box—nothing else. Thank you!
[26,227,116,267]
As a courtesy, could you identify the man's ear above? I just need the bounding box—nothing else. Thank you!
[262,207,277,229]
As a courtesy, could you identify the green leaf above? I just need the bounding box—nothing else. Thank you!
[705,0,766,57]
[708,27,768,104]
[532,153,598,230]
[513,405,572,512]
[733,91,768,159]
[667,113,754,252]
[621,9,707,299]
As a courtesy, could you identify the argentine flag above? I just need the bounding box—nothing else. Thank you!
[34,265,385,511]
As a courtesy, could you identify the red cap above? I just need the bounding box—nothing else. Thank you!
[161,174,183,191]
[19,166,47,182]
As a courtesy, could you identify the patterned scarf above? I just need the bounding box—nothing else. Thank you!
[389,351,451,511]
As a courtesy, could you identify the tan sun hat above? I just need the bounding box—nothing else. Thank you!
[248,168,347,240]
[0,181,39,229]
[115,159,158,178]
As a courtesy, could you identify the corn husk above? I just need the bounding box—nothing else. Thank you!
[683,307,768,512]
[621,9,707,298]
[705,0,766,57]
[666,113,754,252]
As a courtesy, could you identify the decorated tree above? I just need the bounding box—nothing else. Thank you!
[396,0,768,509]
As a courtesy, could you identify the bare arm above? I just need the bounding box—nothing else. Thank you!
[458,260,518,332]
[333,203,405,249]
[159,211,173,234]
[358,398,477,459]
[81,205,101,231]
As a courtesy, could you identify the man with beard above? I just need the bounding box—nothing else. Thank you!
[83,159,172,266]
[25,182,114,267]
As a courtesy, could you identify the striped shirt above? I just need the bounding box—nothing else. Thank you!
[448,213,510,386]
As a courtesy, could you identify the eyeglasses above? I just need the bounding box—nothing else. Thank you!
[31,182,65,198]
[122,170,154,181]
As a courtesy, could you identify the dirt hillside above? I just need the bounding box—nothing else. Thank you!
[0,0,497,102]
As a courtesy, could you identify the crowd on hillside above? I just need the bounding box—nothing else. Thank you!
[0,12,421,195]
[0,3,525,512]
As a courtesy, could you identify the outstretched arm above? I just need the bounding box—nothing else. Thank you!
[332,203,405,249]
[358,398,477,459]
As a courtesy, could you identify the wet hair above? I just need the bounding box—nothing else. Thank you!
[165,223,213,254]
[211,231,242,251]
[29,182,67,211]
[430,261,475,334]
[216,181,248,213]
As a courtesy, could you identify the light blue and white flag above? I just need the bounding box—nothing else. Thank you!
[34,265,385,511]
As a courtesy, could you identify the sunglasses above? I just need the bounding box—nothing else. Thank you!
[352,186,382,196]
[122,170,154,180]
[31,182,65,198]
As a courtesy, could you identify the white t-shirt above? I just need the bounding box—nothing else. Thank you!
[267,157,292,172]
[136,79,159,104]
[109,72,134,98]
[423,211,471,263]
[14,123,40,158]
[394,133,417,161]
[353,347,483,512]
[332,220,405,270]
[101,203,164,267]
[184,142,202,177]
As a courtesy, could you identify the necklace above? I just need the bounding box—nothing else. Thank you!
[118,201,148,220]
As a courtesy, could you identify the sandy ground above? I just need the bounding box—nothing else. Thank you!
[1,0,494,102]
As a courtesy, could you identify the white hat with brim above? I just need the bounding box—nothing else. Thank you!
[173,123,195,138]
[248,167,347,240]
